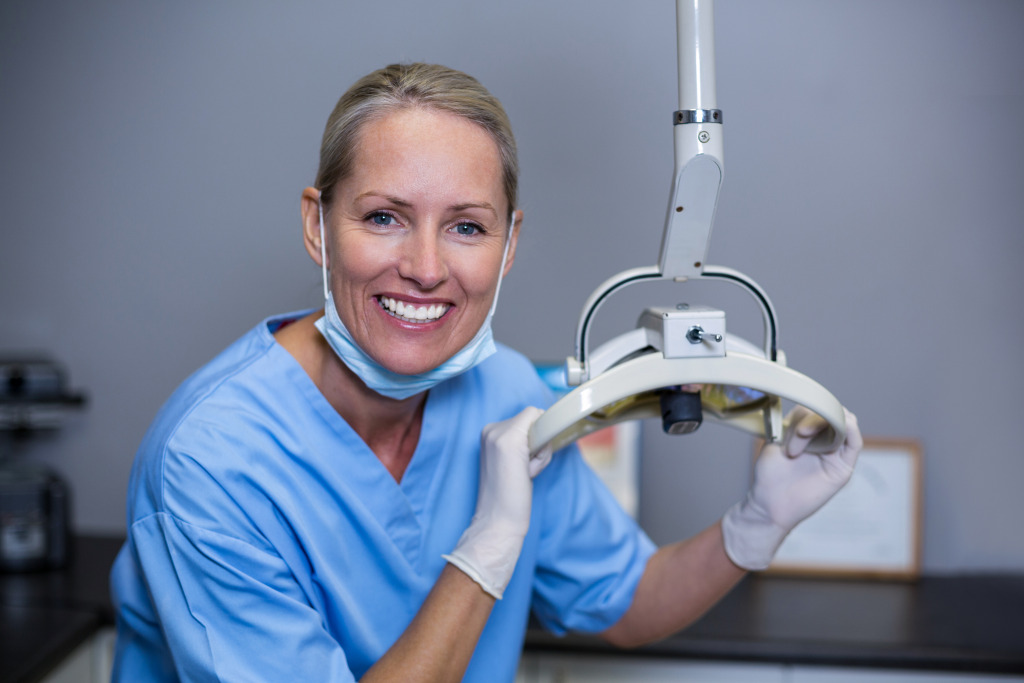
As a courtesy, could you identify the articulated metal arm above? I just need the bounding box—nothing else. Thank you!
[568,0,739,384]
[533,0,846,458]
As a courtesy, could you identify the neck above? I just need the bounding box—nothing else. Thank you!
[274,311,426,482]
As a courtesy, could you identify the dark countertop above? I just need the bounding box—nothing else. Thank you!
[1,605,100,683]
[1,535,121,683]
[526,573,1024,674]
[2,535,1023,682]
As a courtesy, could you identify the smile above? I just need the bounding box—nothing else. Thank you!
[378,296,450,323]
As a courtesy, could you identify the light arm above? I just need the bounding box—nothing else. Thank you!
[659,0,723,279]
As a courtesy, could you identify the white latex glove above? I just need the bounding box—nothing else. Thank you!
[443,407,553,599]
[722,406,863,570]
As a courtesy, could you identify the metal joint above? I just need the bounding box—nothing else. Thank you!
[673,109,723,125]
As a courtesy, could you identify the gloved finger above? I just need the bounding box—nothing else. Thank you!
[753,440,786,474]
[505,405,544,432]
[837,408,863,469]
[481,406,544,457]
[528,445,553,478]
[783,406,828,457]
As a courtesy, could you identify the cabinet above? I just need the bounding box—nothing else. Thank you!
[38,628,114,683]
[518,654,783,682]
[517,654,1024,683]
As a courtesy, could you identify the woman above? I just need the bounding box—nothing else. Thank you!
[110,63,861,682]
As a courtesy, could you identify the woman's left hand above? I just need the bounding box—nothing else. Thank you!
[722,406,863,570]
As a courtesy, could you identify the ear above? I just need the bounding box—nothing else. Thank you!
[300,187,325,268]
[501,209,523,278]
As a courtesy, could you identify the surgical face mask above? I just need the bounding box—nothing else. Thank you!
[313,201,514,400]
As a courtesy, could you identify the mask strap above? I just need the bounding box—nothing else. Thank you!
[488,211,516,317]
[318,200,329,301]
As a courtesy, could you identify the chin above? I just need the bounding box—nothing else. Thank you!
[377,352,448,377]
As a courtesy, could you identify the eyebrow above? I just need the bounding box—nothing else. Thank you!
[451,202,498,217]
[354,192,412,207]
[354,193,497,217]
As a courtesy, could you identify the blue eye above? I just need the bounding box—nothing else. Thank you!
[454,222,481,236]
[370,212,395,226]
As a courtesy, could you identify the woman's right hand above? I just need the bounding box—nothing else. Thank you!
[442,406,552,599]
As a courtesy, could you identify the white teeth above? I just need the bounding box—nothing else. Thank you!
[378,297,448,323]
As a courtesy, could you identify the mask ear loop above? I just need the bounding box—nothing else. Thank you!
[487,211,516,317]
[319,200,330,302]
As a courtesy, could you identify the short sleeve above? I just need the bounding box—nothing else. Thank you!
[529,446,657,635]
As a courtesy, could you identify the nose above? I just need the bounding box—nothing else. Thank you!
[397,228,448,289]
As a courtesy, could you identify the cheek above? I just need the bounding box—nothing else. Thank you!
[331,236,388,290]
[454,249,505,299]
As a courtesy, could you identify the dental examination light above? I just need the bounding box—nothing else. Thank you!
[528,0,847,457]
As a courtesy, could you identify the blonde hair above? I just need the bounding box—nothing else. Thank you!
[315,63,518,217]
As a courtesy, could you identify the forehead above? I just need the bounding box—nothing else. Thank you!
[344,108,505,212]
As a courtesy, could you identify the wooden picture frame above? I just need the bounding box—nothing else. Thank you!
[766,438,923,580]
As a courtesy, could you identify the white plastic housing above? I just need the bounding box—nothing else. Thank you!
[529,349,847,457]
[658,140,723,279]
[638,306,725,358]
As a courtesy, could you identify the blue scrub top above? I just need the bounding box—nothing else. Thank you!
[110,312,656,682]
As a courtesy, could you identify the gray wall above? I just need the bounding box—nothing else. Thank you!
[1,0,1022,572]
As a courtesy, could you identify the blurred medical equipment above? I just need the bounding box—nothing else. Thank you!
[528,0,846,457]
[0,356,84,572]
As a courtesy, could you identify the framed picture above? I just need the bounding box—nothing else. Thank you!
[767,438,923,580]
[575,421,641,519]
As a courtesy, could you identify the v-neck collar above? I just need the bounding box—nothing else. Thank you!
[266,323,456,569]
[400,380,456,521]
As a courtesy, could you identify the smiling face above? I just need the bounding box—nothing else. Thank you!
[309,107,519,377]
